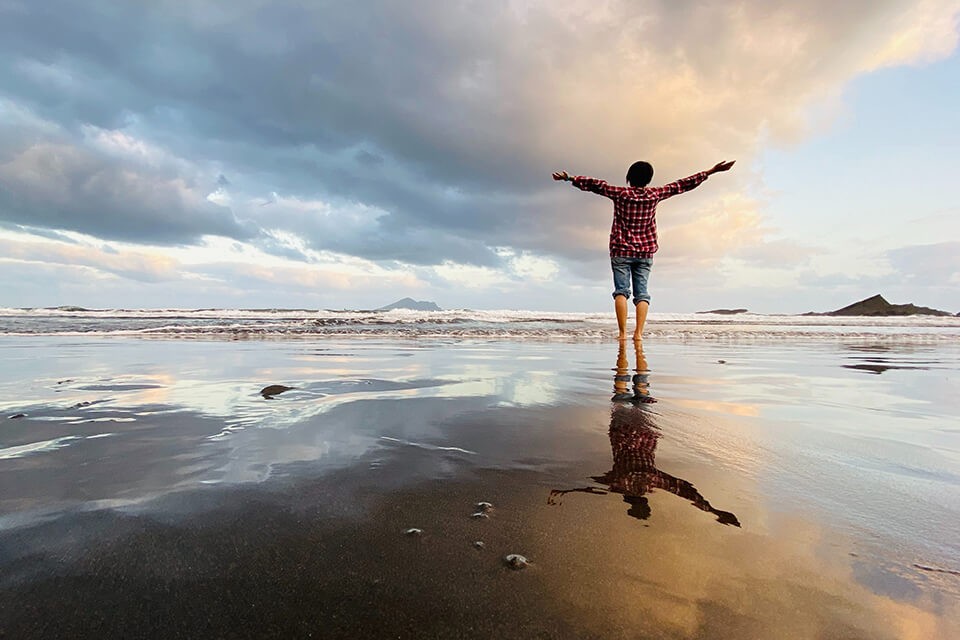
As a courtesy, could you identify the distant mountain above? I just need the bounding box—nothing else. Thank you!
[696,308,748,315]
[805,294,953,317]
[377,297,442,311]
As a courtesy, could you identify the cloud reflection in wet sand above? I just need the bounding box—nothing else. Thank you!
[0,337,957,637]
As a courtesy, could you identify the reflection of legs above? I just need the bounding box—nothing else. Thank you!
[634,340,648,373]
[634,301,649,341]
[615,295,628,340]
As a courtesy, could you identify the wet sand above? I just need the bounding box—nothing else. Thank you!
[0,337,958,638]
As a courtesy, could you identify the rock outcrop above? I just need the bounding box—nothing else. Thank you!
[696,308,748,315]
[807,294,953,317]
[377,298,442,312]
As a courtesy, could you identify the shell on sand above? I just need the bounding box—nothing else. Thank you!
[475,501,493,512]
[470,512,489,519]
[404,528,423,536]
[473,541,485,549]
[504,554,529,570]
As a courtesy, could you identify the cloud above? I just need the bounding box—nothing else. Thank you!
[886,242,960,284]
[0,137,252,245]
[0,0,958,309]
[0,236,181,282]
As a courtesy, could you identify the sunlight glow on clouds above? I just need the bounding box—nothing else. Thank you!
[0,0,958,311]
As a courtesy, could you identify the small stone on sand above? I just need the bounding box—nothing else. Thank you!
[473,541,485,549]
[404,528,423,536]
[470,512,489,519]
[260,384,294,398]
[475,501,493,512]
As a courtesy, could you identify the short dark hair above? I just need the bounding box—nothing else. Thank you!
[626,161,654,187]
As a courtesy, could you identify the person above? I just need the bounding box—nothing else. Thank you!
[552,159,735,341]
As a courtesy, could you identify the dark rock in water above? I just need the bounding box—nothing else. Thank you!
[377,297,442,312]
[504,554,529,570]
[260,385,294,398]
[805,294,953,317]
[8,413,26,419]
[697,308,748,315]
[717,360,726,364]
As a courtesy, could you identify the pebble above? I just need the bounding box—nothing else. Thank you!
[475,501,493,512]
[470,512,489,519]
[404,528,423,536]
[504,554,529,570]
[260,384,294,398]
[473,541,485,549]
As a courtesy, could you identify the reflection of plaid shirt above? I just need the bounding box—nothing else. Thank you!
[598,407,713,511]
[571,172,708,257]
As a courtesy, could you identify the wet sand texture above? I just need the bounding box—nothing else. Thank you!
[0,337,958,638]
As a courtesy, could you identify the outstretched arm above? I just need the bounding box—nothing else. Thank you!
[552,170,629,199]
[707,160,736,175]
[655,160,736,201]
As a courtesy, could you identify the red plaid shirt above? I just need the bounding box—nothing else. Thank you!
[571,172,708,257]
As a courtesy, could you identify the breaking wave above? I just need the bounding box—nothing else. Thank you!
[1,308,959,342]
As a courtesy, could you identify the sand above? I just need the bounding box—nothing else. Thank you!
[0,337,958,638]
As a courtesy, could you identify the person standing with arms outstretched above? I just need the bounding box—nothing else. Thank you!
[553,160,735,341]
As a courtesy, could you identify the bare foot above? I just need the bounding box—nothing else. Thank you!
[633,333,643,342]
[618,333,627,341]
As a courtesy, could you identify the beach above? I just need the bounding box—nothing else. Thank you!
[1,314,959,638]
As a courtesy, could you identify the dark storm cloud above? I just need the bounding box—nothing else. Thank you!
[0,138,253,245]
[0,0,579,263]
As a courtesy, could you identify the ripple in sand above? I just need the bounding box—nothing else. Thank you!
[0,436,80,460]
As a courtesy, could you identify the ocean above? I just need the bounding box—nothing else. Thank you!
[2,307,960,341]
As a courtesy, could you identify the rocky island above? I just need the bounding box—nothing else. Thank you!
[696,308,749,315]
[806,294,954,317]
[376,297,442,312]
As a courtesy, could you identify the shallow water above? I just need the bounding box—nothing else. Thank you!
[0,336,958,638]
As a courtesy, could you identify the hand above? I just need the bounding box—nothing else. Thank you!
[552,171,571,181]
[707,160,735,175]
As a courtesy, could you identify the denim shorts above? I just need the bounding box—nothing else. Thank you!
[611,256,653,305]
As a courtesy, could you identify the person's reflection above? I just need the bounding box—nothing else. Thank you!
[549,342,740,526]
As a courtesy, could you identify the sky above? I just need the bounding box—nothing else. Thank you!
[1,0,958,313]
